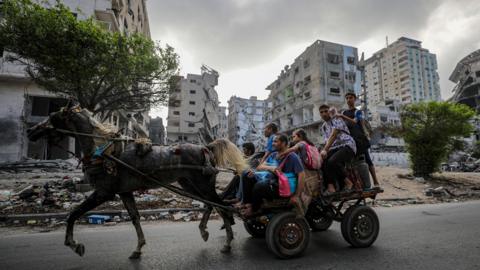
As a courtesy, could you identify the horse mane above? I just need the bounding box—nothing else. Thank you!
[208,138,249,173]
[80,109,116,137]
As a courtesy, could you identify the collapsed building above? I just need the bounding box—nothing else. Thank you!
[166,65,227,144]
[227,96,269,149]
[149,117,166,145]
[449,49,480,145]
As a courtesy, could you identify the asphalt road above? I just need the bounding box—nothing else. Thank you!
[1,201,480,270]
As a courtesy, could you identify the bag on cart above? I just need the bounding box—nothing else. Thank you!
[299,141,321,170]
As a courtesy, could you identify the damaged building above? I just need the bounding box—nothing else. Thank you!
[148,117,166,145]
[449,49,480,145]
[0,0,152,162]
[265,40,361,145]
[166,65,227,144]
[227,96,269,149]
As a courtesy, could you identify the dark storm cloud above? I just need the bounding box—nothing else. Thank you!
[147,0,437,68]
[147,0,480,97]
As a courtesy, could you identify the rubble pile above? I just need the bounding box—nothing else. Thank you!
[394,173,480,205]
[0,178,204,215]
[0,159,78,173]
[0,176,87,215]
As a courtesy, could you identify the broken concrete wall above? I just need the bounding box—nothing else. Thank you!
[370,151,408,168]
[0,80,75,162]
[0,81,28,162]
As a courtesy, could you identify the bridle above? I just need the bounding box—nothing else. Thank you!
[45,105,135,167]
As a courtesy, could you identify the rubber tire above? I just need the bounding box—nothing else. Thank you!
[340,206,356,245]
[305,205,333,232]
[244,220,267,238]
[266,212,310,259]
[341,205,379,248]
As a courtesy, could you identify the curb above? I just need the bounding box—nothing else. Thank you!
[0,208,207,222]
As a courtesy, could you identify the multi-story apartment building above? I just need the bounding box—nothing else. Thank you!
[166,65,224,144]
[365,37,441,106]
[449,49,480,145]
[0,0,151,162]
[265,40,361,145]
[227,96,269,149]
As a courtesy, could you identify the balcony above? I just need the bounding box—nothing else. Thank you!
[94,10,119,32]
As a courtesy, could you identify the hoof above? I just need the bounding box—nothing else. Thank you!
[201,231,209,242]
[220,245,231,253]
[75,243,85,257]
[129,251,142,260]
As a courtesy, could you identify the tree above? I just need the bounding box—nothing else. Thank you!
[399,101,475,177]
[0,0,178,118]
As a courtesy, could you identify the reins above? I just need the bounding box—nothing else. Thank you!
[54,128,136,142]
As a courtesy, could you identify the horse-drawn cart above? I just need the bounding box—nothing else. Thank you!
[26,103,383,259]
[242,188,383,259]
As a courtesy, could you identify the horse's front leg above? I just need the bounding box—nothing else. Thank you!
[217,209,234,253]
[199,206,213,241]
[65,191,111,256]
[120,192,146,259]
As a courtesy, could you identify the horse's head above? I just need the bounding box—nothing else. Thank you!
[27,99,93,142]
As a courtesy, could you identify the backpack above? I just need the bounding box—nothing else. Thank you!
[300,141,321,170]
[344,109,371,155]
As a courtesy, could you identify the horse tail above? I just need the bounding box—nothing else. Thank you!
[207,139,249,173]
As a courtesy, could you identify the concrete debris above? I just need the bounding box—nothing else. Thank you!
[414,177,425,183]
[192,200,204,208]
[0,159,78,173]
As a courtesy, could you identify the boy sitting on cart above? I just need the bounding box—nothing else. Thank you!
[239,133,306,217]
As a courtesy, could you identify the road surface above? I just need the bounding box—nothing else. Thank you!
[1,201,479,270]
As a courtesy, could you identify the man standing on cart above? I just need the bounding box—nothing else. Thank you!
[337,92,380,187]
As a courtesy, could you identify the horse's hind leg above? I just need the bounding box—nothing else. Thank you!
[120,192,146,259]
[65,191,111,256]
[217,209,234,253]
[199,206,213,242]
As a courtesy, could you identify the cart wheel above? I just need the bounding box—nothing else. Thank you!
[305,204,333,232]
[266,212,310,259]
[340,206,355,245]
[341,205,379,247]
[244,220,267,238]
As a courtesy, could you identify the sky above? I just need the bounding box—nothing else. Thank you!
[147,0,480,119]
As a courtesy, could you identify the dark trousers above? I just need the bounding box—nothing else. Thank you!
[242,174,279,211]
[221,174,240,200]
[322,146,355,188]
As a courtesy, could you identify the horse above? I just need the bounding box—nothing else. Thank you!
[26,101,248,259]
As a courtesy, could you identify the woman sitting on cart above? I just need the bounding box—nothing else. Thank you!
[240,133,305,217]
[278,129,321,199]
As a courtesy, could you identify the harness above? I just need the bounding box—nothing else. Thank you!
[45,105,236,213]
